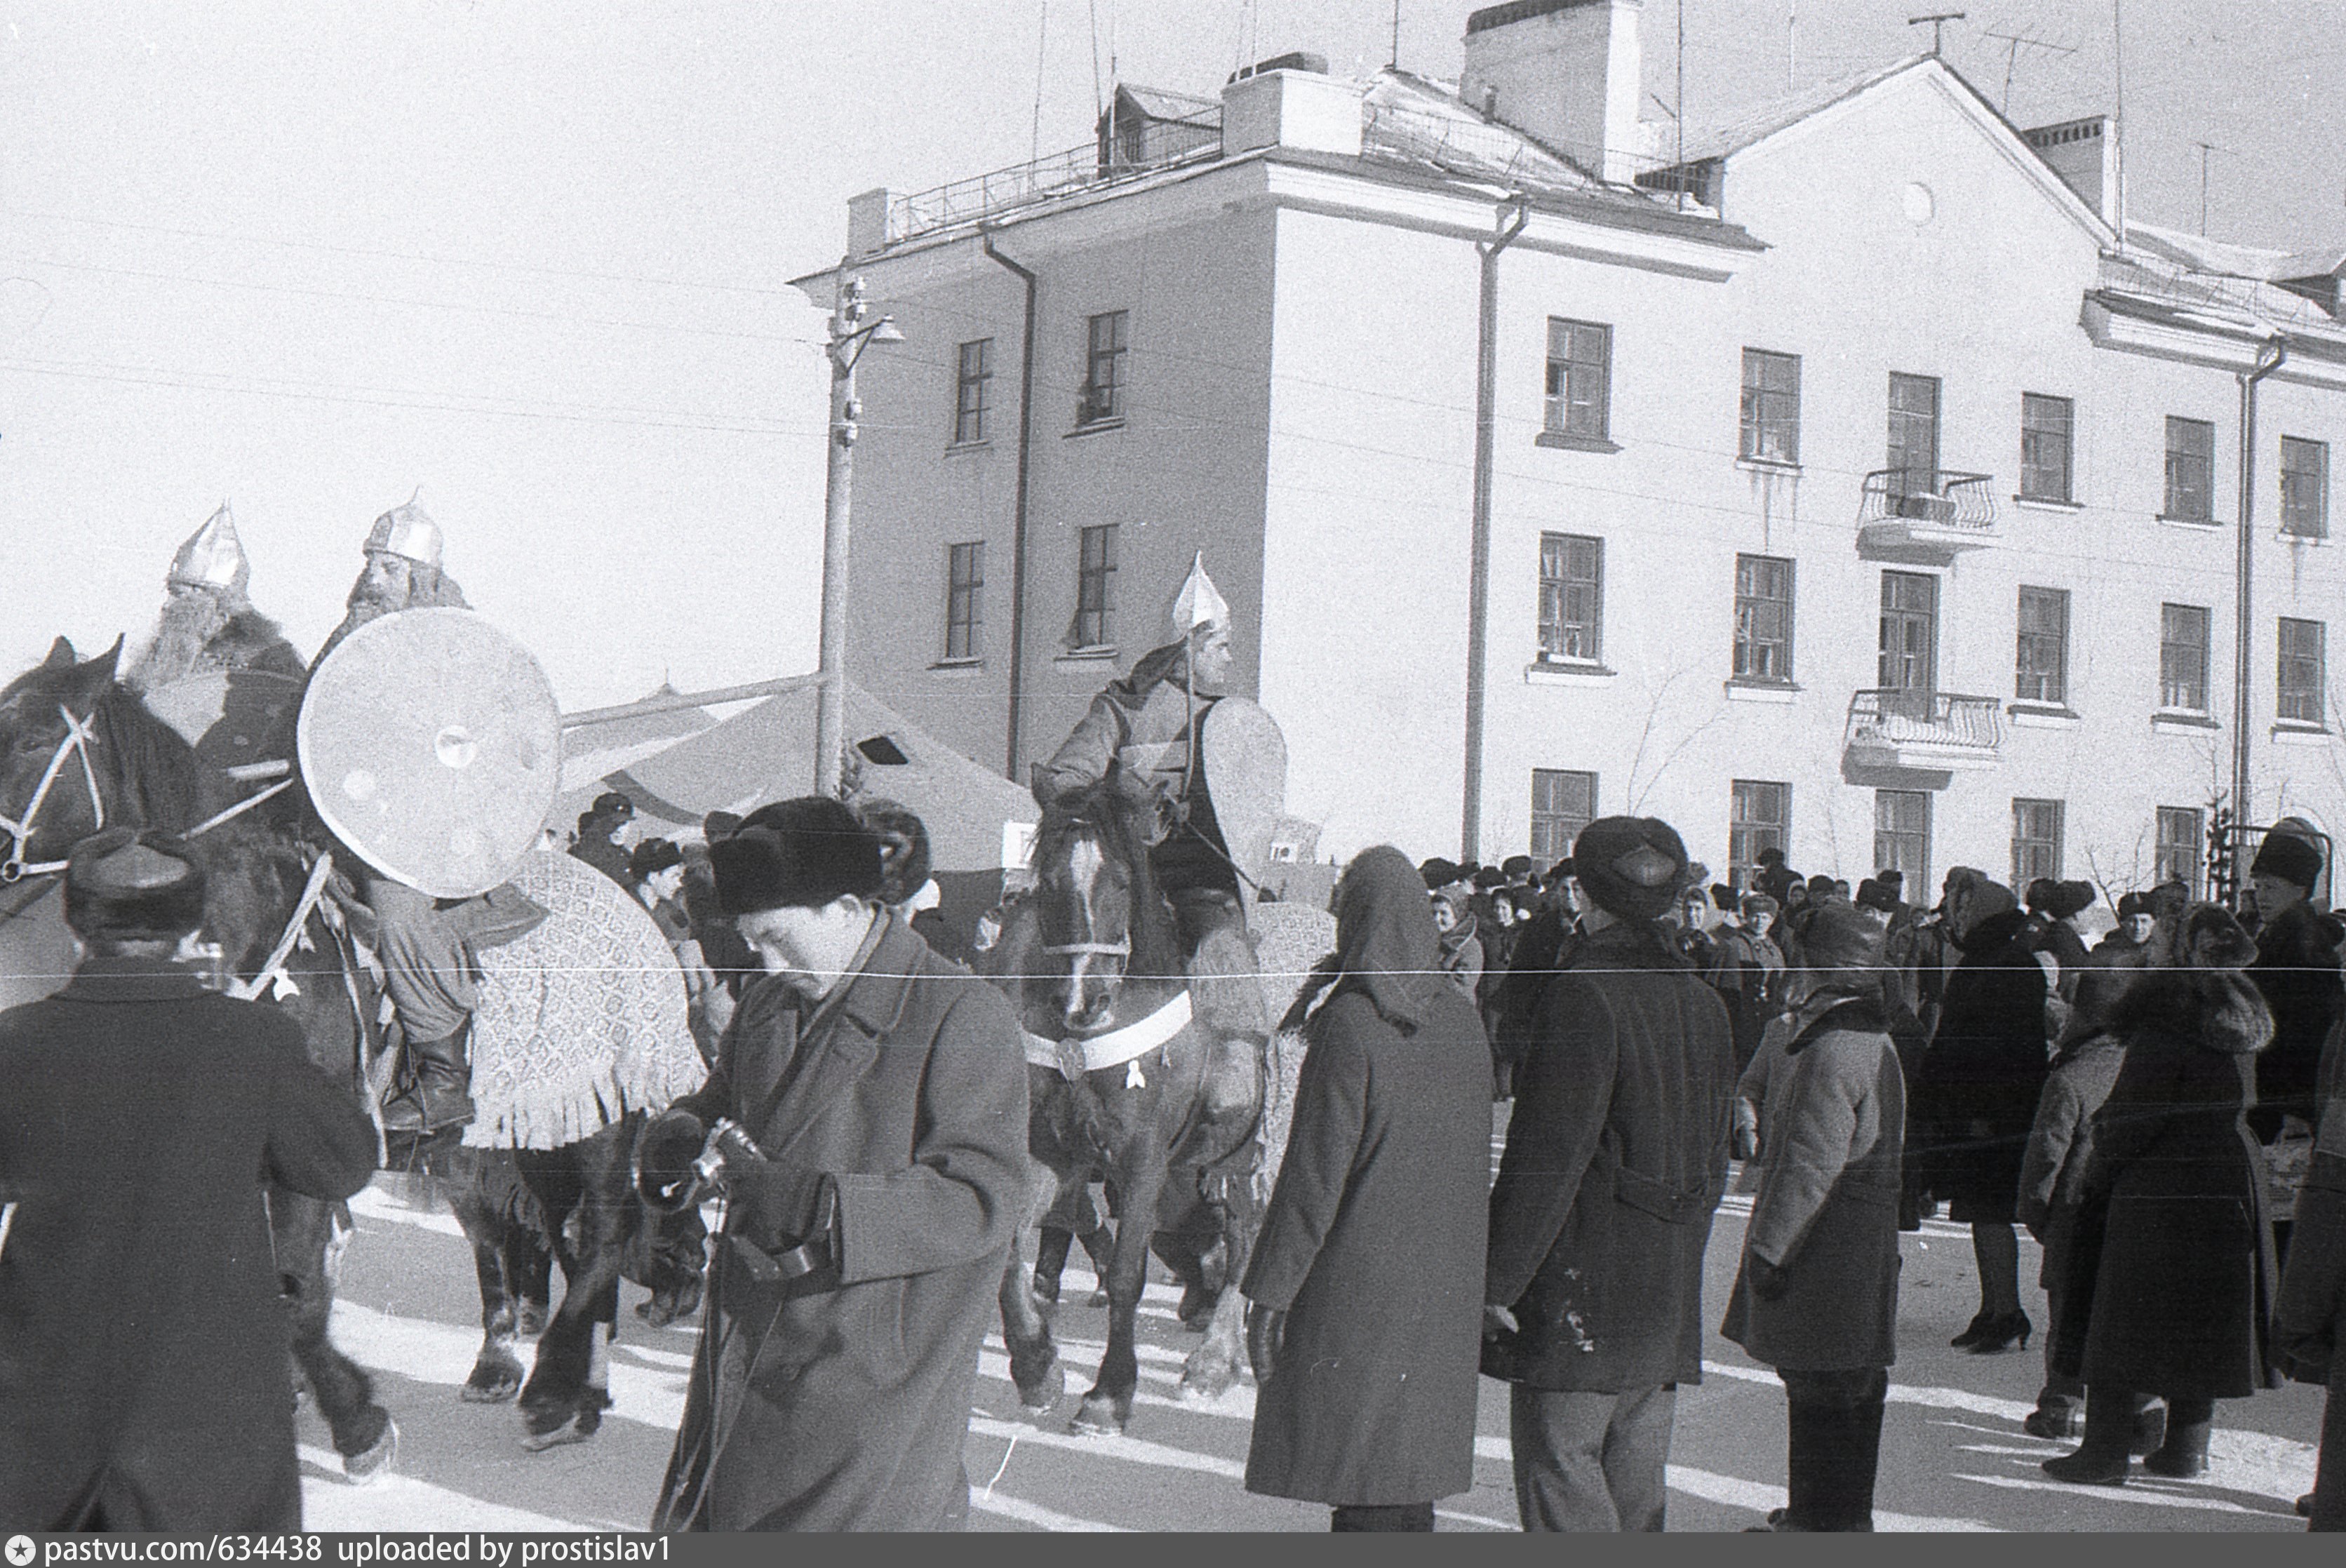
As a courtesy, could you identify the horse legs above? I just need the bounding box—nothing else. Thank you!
[1073,1151,1166,1436]
[1033,1227,1075,1304]
[271,1189,397,1477]
[518,1119,634,1450]
[1180,1169,1260,1402]
[999,1159,1066,1412]
[443,1150,530,1404]
[507,1228,552,1339]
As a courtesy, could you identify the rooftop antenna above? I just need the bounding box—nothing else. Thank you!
[1980,28,2079,115]
[2112,0,2128,246]
[1675,0,1687,206]
[2197,140,2227,236]
[1391,0,1401,69]
[1908,12,1965,58]
[1031,0,1048,164]
[1787,3,1797,93]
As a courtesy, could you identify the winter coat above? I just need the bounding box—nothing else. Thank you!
[1484,920,1736,1391]
[650,911,1029,1532]
[1706,926,1784,1074]
[2247,899,2345,1141]
[2056,969,2284,1400]
[1720,991,1905,1372]
[2016,1035,2127,1292]
[2274,1021,2346,1386]
[2063,932,2148,1047]
[0,957,378,1532]
[1908,909,2049,1221]
[1242,850,1493,1507]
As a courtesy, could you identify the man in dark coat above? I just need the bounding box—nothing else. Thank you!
[1484,817,1736,1532]
[2276,1014,2346,1529]
[638,797,1029,1532]
[2246,826,2345,1156]
[1242,847,1493,1532]
[570,791,637,890]
[0,829,377,1532]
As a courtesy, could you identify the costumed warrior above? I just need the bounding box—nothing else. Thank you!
[124,504,304,693]
[1032,553,1268,1111]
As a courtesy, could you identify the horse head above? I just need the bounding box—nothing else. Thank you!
[0,636,134,878]
[1031,778,1178,1036]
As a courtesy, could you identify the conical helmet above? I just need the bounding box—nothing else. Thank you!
[167,503,250,598]
[364,500,443,570]
[1166,550,1231,641]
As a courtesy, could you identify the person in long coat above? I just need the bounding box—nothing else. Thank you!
[2044,903,2283,1485]
[1484,816,1736,1532]
[1908,887,2045,1353]
[637,798,1030,1532]
[2275,1014,2346,1529]
[0,829,378,1532]
[1240,846,1494,1532]
[1720,899,1905,1532]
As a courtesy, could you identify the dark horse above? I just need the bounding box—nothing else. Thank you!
[0,638,396,1476]
[985,779,1261,1435]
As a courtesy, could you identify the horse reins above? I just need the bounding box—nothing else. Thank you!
[0,704,107,882]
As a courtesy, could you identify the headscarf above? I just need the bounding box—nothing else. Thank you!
[1329,845,1445,1031]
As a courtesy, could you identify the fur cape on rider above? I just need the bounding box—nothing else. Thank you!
[126,608,305,694]
[1033,638,1215,808]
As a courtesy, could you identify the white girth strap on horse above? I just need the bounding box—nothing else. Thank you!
[224,849,338,1004]
[1025,990,1193,1089]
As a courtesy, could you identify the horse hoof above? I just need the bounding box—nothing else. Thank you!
[1180,1354,1240,1402]
[1015,1360,1066,1414]
[1068,1397,1130,1437]
[462,1363,524,1404]
[521,1414,594,1452]
[343,1416,399,1485]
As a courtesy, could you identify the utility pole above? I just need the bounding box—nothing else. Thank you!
[1982,28,2078,115]
[1908,11,1965,58]
[813,275,904,798]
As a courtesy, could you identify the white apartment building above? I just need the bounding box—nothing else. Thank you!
[798,0,2346,902]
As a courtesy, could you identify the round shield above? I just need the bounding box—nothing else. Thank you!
[145,669,304,778]
[1199,696,1287,905]
[299,608,562,899]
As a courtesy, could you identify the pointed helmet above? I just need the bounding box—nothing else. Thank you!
[1166,551,1231,642]
[364,500,443,570]
[167,503,250,598]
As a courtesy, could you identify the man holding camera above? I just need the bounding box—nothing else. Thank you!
[638,797,1030,1532]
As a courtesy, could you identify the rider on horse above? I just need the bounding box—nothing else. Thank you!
[1033,554,1267,1112]
[125,504,305,695]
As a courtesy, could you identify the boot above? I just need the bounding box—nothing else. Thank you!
[381,1028,475,1134]
[2141,1398,2213,1479]
[2041,1385,2136,1485]
[2129,1398,2167,1459]
[1776,1391,1832,1529]
[1837,1381,1886,1532]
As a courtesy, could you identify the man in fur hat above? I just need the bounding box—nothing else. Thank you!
[310,499,470,674]
[126,504,304,694]
[2247,824,2346,1154]
[1033,552,1268,1112]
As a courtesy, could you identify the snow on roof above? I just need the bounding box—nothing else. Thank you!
[1664,55,1929,166]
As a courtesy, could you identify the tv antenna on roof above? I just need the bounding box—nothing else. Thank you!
[1908,12,1966,58]
[1981,28,2079,114]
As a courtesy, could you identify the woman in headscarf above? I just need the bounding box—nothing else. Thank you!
[1908,878,2046,1354]
[1241,847,1494,1531]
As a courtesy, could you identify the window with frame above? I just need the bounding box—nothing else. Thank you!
[1537,534,1604,663]
[1729,780,1790,885]
[1739,349,1800,464]
[1529,769,1597,864]
[1544,319,1612,441]
[2012,798,2065,887]
[2164,416,2216,521]
[953,338,993,445]
[1071,525,1116,648]
[2279,617,2326,725]
[2020,393,2074,503]
[2161,603,2211,711]
[1887,373,1941,498]
[943,542,984,661]
[2282,436,2330,540]
[1732,554,1795,681]
[1875,789,1931,894]
[2155,807,2204,897]
[2016,585,2070,705]
[1078,311,1128,426]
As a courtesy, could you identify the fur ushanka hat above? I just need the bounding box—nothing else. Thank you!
[709,796,885,916]
[64,826,207,942]
[1565,816,1691,923]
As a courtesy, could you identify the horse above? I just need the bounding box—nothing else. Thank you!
[0,637,398,1477]
[984,777,1275,1435]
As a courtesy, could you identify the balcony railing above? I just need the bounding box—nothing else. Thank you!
[1856,469,2001,554]
[1844,688,2005,772]
[885,117,1224,243]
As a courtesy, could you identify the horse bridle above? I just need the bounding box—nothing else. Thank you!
[1042,939,1132,959]
[0,704,106,883]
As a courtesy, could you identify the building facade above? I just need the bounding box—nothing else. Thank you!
[801,0,2346,901]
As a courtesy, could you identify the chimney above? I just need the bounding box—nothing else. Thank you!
[1221,61,1363,159]
[2023,116,2117,227]
[846,188,897,260]
[1461,0,1645,184]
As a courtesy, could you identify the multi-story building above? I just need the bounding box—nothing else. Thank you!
[798,0,2346,900]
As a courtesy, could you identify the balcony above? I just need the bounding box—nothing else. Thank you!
[1856,469,2001,558]
[1844,689,2005,774]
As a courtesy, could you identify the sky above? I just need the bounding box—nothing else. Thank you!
[4,1,2341,715]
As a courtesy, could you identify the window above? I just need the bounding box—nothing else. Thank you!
[1739,349,1800,464]
[2156,807,2204,897]
[1529,769,1597,863]
[1729,780,1790,886]
[1887,373,1941,497]
[2282,436,2330,540]
[1538,533,1604,663]
[2164,416,2216,521]
[2020,393,2074,503]
[2012,798,2065,886]
[1732,554,1795,681]
[1544,319,1611,441]
[1878,571,1938,694]
[1078,310,1128,425]
[2279,617,2326,725]
[2016,586,2070,705]
[943,542,984,661]
[953,338,993,445]
[1875,790,1931,894]
[1072,525,1116,648]
[2161,603,2211,711]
